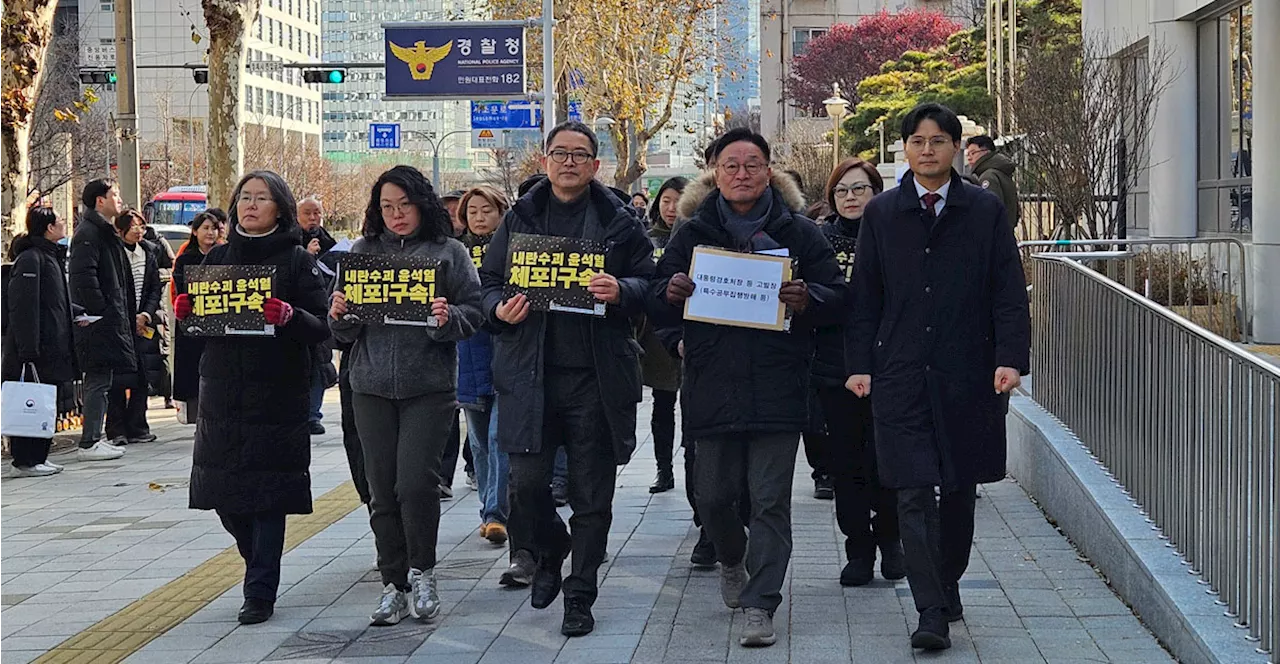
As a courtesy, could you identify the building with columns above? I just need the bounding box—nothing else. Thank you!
[1083,0,1274,341]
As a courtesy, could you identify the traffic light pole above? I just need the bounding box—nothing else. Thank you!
[542,0,554,140]
[114,0,141,208]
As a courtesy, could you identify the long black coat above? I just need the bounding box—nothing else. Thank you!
[2,235,79,387]
[846,171,1030,489]
[479,179,654,464]
[170,248,208,401]
[811,214,860,388]
[120,245,164,393]
[188,227,330,515]
[69,209,135,372]
[648,172,850,440]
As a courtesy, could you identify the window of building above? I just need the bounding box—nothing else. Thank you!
[792,28,826,58]
[1197,2,1253,234]
[100,2,113,11]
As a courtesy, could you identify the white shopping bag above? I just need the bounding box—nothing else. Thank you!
[1,365,57,439]
[175,400,191,425]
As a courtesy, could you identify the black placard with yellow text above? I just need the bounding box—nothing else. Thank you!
[339,253,444,327]
[503,233,607,316]
[180,265,277,337]
[829,235,856,282]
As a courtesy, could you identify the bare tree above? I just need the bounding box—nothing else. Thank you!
[202,0,260,211]
[1010,35,1172,239]
[2,0,59,233]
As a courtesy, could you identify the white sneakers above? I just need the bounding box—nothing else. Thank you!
[78,440,125,461]
[10,463,62,478]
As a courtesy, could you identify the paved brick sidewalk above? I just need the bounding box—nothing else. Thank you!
[1,395,1173,663]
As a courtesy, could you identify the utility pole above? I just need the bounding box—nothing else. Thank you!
[114,0,141,207]
[542,0,555,140]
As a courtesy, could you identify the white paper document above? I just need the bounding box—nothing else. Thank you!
[683,246,792,331]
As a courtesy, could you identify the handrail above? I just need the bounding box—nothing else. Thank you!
[1030,254,1277,661]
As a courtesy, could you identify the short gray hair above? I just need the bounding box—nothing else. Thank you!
[298,196,323,210]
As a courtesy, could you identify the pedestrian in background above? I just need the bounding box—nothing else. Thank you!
[630,191,649,215]
[298,196,339,435]
[437,188,475,496]
[176,170,331,626]
[68,179,130,462]
[639,177,686,495]
[329,165,484,626]
[104,210,160,445]
[3,206,78,477]
[846,103,1030,651]
[815,158,904,587]
[170,209,226,423]
[457,185,512,547]
[964,135,1019,227]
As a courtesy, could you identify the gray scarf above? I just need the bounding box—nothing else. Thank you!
[717,187,780,252]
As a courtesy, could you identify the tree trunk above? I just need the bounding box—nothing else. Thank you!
[2,0,59,236]
[612,122,648,192]
[202,0,259,211]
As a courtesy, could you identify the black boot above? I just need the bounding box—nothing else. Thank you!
[813,474,834,500]
[879,541,906,580]
[561,596,595,637]
[690,528,717,568]
[238,598,274,625]
[649,467,675,493]
[910,608,951,650]
[530,536,571,609]
[551,479,568,507]
[943,583,964,622]
[839,558,874,587]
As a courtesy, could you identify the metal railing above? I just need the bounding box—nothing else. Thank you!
[1020,238,1250,342]
[1030,255,1278,660]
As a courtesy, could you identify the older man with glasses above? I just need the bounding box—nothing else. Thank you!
[649,127,850,648]
[478,120,654,638]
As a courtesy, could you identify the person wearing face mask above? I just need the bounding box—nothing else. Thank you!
[171,209,228,423]
[174,170,331,626]
[3,207,78,477]
[329,165,484,627]
[649,128,849,648]
[813,159,904,588]
[104,210,161,445]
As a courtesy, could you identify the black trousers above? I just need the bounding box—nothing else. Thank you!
[105,370,151,440]
[338,360,370,505]
[816,386,899,562]
[438,410,473,486]
[507,368,615,606]
[651,389,677,472]
[218,510,287,602]
[897,484,977,614]
[695,432,799,612]
[9,436,51,467]
[354,390,454,587]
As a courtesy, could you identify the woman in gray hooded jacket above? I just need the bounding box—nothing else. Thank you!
[329,165,484,626]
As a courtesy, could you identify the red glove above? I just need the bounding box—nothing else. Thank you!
[263,298,293,326]
[174,294,193,320]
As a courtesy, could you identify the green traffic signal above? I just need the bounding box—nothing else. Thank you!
[108,72,118,84]
[327,69,344,84]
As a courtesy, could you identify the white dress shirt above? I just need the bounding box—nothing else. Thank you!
[913,178,951,216]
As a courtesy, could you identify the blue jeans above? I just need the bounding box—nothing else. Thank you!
[309,373,326,424]
[554,445,568,485]
[465,402,509,524]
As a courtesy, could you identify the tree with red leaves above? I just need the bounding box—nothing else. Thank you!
[787,9,963,114]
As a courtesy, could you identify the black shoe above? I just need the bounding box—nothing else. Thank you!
[690,529,717,568]
[879,542,906,581]
[238,598,274,624]
[309,421,325,435]
[813,475,834,500]
[551,480,568,507]
[500,550,536,587]
[910,609,951,650]
[530,538,570,609]
[561,597,595,637]
[943,583,964,622]
[839,558,874,587]
[127,433,157,444]
[439,484,454,500]
[648,467,675,494]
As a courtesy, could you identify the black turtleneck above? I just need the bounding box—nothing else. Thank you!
[546,189,590,238]
[837,214,861,239]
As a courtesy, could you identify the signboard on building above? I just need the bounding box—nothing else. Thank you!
[83,44,115,67]
[383,21,527,99]
[368,123,401,150]
[470,100,582,130]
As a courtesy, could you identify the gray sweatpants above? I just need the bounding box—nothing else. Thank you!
[353,390,455,587]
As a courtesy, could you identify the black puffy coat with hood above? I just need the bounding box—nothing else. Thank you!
[2,235,79,391]
[69,208,136,372]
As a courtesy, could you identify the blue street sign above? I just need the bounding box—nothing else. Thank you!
[469,100,583,130]
[369,123,401,149]
[384,22,527,99]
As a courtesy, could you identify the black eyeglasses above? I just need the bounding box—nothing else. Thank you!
[547,150,595,164]
[833,184,874,199]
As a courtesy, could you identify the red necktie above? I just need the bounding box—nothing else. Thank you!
[921,192,942,220]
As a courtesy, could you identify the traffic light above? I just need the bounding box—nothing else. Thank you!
[302,69,345,84]
[78,69,117,84]
[192,69,208,84]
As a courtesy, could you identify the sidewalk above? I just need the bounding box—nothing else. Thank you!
[1,394,1174,664]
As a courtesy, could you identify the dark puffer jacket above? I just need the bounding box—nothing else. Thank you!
[111,243,163,392]
[69,209,135,372]
[2,235,79,387]
[188,226,330,515]
[647,172,850,439]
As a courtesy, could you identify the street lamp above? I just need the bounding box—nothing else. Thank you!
[823,82,850,171]
[421,129,472,189]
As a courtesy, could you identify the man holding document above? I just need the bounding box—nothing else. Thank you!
[478,121,654,638]
[648,128,849,648]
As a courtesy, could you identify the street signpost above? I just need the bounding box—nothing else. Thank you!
[369,123,402,150]
[383,21,527,100]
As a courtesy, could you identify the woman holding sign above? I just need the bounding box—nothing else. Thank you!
[812,159,904,588]
[171,209,227,422]
[174,171,330,625]
[329,165,484,626]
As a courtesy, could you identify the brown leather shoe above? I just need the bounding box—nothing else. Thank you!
[484,522,508,545]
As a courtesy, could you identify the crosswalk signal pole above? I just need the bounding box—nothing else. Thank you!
[114,0,141,207]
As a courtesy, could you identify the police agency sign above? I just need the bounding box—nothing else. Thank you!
[383,22,527,99]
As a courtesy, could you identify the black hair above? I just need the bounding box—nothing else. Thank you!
[901,102,963,142]
[26,206,58,238]
[81,178,116,210]
[203,207,229,224]
[784,169,804,192]
[113,210,144,234]
[630,191,648,204]
[702,138,720,165]
[544,121,599,156]
[228,170,298,232]
[966,135,997,152]
[517,174,548,198]
[183,209,227,255]
[713,127,771,162]
[362,165,452,242]
[648,176,688,227]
